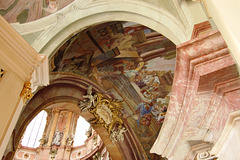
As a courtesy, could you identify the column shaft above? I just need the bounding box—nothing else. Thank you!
[47,109,60,146]
[61,111,73,146]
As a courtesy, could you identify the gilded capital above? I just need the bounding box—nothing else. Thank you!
[60,110,68,117]
[53,108,60,114]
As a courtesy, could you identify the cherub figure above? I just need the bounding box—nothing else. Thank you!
[116,127,127,142]
[79,86,97,111]
[110,127,127,143]
[110,130,118,143]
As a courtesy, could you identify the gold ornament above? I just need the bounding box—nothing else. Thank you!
[79,86,127,143]
[20,82,33,103]
[88,93,124,133]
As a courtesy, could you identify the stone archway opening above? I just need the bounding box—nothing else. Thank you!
[12,75,124,160]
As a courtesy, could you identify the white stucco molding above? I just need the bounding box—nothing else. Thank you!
[11,0,194,57]
[210,110,240,159]
[0,16,42,81]
[31,54,49,92]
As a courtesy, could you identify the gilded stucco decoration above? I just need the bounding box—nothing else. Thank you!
[79,86,126,143]
[20,82,33,103]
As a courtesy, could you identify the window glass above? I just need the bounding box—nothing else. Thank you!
[73,116,90,146]
[21,110,47,148]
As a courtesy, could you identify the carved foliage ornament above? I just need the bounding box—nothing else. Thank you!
[20,82,33,103]
[79,86,127,143]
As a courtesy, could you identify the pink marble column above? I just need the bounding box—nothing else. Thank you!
[47,109,60,146]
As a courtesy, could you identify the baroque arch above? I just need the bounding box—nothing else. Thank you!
[13,73,124,159]
[12,0,192,56]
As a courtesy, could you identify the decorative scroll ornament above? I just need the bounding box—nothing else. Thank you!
[197,151,218,160]
[0,68,5,78]
[20,82,33,103]
[49,147,58,159]
[39,135,47,146]
[79,86,127,143]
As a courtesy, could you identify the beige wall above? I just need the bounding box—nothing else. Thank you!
[203,0,240,70]
[0,16,44,158]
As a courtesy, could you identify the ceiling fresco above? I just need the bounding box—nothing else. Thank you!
[0,0,73,23]
[50,21,176,160]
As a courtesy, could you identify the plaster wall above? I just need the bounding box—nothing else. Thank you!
[0,16,43,158]
[203,0,240,70]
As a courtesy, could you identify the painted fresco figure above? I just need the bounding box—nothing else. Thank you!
[136,102,153,126]
[151,103,167,124]
[44,0,58,14]
[136,99,167,126]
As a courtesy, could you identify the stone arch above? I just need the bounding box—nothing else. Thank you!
[13,73,123,159]
[14,0,189,56]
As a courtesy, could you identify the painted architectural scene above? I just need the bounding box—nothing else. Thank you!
[49,21,176,159]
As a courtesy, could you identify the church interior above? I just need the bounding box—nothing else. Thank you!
[0,0,240,160]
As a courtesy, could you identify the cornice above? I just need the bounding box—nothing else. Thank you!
[0,16,42,81]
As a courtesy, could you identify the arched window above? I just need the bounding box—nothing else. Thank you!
[21,110,47,148]
[73,116,90,146]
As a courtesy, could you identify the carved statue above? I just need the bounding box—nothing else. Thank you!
[66,134,74,146]
[117,127,127,142]
[79,86,97,111]
[85,126,92,138]
[110,130,117,143]
[52,130,63,146]
[110,127,127,143]
[79,99,88,110]
[39,135,47,146]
